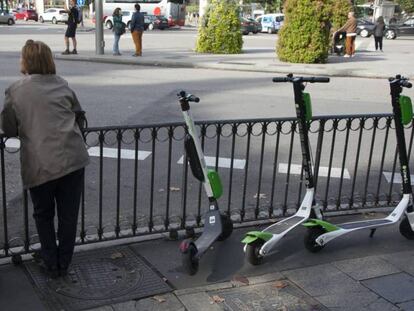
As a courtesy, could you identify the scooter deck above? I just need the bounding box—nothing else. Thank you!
[339,218,393,230]
[265,216,305,235]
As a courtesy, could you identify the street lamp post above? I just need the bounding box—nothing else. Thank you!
[95,0,104,54]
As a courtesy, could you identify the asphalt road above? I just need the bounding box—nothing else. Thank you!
[0,21,413,250]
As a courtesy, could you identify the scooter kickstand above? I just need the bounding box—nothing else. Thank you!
[369,228,376,238]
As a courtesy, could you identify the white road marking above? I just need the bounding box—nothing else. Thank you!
[5,138,20,149]
[278,163,351,179]
[87,147,151,160]
[177,155,246,169]
[383,172,414,185]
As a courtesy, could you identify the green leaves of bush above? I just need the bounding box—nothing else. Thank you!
[277,0,332,63]
[196,0,243,54]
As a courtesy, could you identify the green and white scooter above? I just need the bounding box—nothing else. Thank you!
[242,74,328,265]
[177,91,233,275]
[303,75,414,253]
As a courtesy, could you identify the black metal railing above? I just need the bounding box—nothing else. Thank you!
[0,113,412,258]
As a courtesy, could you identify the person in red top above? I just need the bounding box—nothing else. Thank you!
[338,12,357,58]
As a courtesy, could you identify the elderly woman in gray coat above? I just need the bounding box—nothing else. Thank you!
[0,40,89,278]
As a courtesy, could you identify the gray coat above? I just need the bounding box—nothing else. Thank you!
[0,74,89,188]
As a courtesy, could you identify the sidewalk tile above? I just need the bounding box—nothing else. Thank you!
[0,265,45,311]
[177,292,223,311]
[315,290,398,311]
[333,256,400,280]
[381,250,414,276]
[398,300,414,311]
[134,293,185,311]
[247,272,284,285]
[112,301,136,311]
[206,281,327,311]
[86,306,114,311]
[283,263,369,297]
[362,273,414,304]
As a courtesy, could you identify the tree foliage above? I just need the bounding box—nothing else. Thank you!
[397,0,414,14]
[196,0,243,54]
[329,0,352,32]
[277,0,331,63]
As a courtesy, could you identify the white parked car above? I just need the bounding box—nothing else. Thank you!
[105,10,133,30]
[39,8,68,24]
[256,13,284,34]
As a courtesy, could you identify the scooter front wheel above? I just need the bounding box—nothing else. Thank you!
[399,217,414,240]
[180,241,199,275]
[217,214,233,241]
[246,239,264,265]
[304,227,326,253]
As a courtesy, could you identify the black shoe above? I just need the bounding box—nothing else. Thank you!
[37,261,59,279]
[71,49,78,55]
[59,268,68,277]
[62,49,70,55]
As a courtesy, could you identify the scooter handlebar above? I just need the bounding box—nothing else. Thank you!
[272,75,330,83]
[389,75,412,88]
[177,90,200,103]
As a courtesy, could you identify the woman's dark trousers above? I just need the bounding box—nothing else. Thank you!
[375,36,383,51]
[30,168,84,270]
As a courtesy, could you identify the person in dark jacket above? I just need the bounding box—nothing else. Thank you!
[373,16,385,51]
[130,3,145,56]
[112,7,126,55]
[337,11,357,57]
[62,0,79,55]
[1,40,89,278]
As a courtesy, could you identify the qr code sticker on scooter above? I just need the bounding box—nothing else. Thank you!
[209,216,216,224]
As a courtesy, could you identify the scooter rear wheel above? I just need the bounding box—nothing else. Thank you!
[399,217,414,240]
[246,239,264,265]
[304,227,326,253]
[217,214,233,241]
[181,242,199,275]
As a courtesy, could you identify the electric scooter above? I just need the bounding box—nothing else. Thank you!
[177,91,233,275]
[303,74,414,253]
[242,74,328,265]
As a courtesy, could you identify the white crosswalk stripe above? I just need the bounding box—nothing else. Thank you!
[177,155,246,169]
[383,172,414,185]
[87,147,151,160]
[278,163,351,179]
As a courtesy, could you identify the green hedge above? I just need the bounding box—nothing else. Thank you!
[277,0,331,63]
[196,0,243,54]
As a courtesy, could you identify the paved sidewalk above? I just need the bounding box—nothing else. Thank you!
[2,219,414,311]
[54,33,414,79]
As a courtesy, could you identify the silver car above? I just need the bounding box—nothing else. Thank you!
[0,10,16,25]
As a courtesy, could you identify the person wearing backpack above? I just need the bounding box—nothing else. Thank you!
[112,8,126,56]
[62,0,80,55]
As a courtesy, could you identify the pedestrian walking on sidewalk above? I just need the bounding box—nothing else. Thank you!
[373,16,385,52]
[0,40,89,279]
[337,12,357,58]
[112,7,126,56]
[130,3,145,56]
[62,0,79,55]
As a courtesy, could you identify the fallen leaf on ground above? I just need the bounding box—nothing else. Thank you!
[110,252,124,259]
[211,295,225,304]
[152,295,166,303]
[273,280,288,289]
[232,275,249,285]
[254,193,267,199]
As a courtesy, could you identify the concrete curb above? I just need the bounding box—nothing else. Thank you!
[54,54,394,79]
